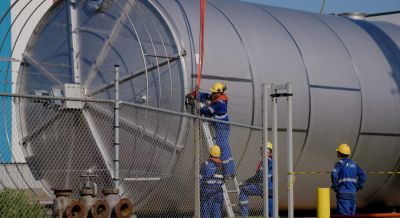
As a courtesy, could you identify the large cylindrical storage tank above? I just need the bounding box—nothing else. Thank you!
[8,0,400,214]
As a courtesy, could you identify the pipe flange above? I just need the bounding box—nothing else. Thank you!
[79,188,95,196]
[102,188,119,195]
[53,189,73,197]
[115,198,133,218]
[91,199,110,218]
[65,200,85,218]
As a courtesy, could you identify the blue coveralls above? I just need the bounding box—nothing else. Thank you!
[331,157,366,215]
[239,157,273,217]
[199,92,235,176]
[200,157,224,218]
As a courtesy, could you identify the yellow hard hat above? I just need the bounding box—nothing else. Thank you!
[267,142,273,150]
[210,145,221,157]
[336,143,351,155]
[210,82,226,93]
[259,142,273,150]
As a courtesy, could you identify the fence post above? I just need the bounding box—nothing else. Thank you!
[114,65,120,191]
[194,98,201,217]
[271,85,279,218]
[287,83,294,218]
[262,84,270,218]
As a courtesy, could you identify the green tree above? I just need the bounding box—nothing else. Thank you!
[0,189,45,218]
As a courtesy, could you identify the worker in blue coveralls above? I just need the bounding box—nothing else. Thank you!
[200,145,224,218]
[239,142,273,217]
[331,143,366,215]
[187,82,235,177]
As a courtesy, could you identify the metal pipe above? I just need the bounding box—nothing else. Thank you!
[271,84,279,218]
[103,189,120,218]
[262,84,270,218]
[114,65,120,191]
[68,0,81,83]
[123,177,161,181]
[319,0,327,14]
[287,83,294,218]
[65,200,85,218]
[115,198,133,218]
[0,90,262,131]
[91,199,110,218]
[53,189,73,218]
[79,188,95,217]
[194,100,201,218]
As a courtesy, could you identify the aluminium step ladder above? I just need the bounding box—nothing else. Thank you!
[200,118,241,218]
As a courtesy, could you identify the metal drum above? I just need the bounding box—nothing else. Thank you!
[9,0,400,212]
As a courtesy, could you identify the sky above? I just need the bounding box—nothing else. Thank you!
[240,0,400,15]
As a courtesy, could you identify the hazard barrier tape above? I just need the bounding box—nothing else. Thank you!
[288,171,330,175]
[288,175,296,190]
[368,171,400,174]
[286,171,400,189]
[287,171,400,175]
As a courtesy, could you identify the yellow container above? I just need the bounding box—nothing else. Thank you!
[317,188,330,218]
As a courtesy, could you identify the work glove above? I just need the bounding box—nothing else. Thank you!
[185,91,196,106]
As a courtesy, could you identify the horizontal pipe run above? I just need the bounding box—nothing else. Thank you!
[0,92,262,130]
[123,177,161,181]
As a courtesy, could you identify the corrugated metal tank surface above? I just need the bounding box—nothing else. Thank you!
[15,0,400,212]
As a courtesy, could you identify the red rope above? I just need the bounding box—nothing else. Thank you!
[196,0,206,91]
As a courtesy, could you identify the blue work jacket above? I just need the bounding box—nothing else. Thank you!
[198,92,229,122]
[331,158,366,199]
[200,157,224,189]
[245,157,273,191]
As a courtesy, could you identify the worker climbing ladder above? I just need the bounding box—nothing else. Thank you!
[200,103,240,218]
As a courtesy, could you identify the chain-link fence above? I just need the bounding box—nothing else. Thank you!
[0,93,272,217]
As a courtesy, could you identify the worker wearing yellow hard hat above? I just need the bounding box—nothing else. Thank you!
[336,143,351,155]
[331,143,366,215]
[200,145,224,217]
[209,145,221,158]
[239,142,273,217]
[186,82,235,178]
[264,142,273,151]
[210,82,226,93]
